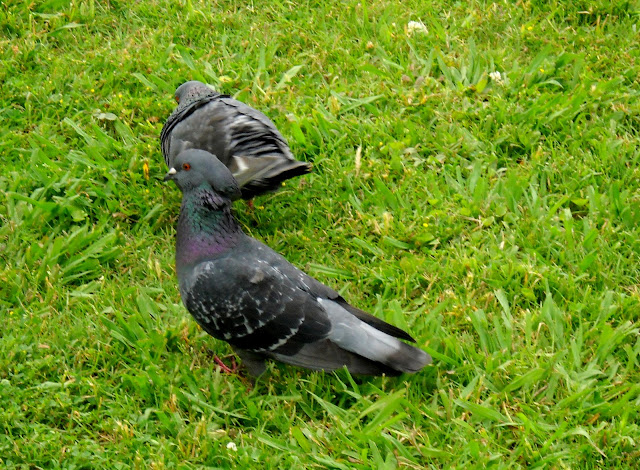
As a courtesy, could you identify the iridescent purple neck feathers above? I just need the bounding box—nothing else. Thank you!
[175,188,243,271]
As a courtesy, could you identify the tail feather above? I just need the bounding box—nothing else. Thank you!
[270,339,401,376]
[318,299,431,374]
[230,155,312,199]
[338,300,416,342]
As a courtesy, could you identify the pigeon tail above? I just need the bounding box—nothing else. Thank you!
[319,299,431,374]
[235,342,400,377]
[233,156,312,199]
[270,339,401,376]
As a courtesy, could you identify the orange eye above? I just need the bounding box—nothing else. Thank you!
[182,163,191,171]
[175,96,180,103]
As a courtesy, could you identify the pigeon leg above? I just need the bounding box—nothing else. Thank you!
[214,355,238,374]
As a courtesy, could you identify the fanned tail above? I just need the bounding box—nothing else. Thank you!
[230,155,312,199]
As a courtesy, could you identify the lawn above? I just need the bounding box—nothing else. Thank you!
[2,0,640,468]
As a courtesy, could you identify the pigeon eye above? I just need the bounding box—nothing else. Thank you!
[175,96,180,103]
[182,163,191,171]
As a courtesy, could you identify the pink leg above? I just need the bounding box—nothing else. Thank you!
[214,355,238,374]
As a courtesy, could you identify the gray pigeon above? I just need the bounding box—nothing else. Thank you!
[160,80,311,199]
[164,148,431,377]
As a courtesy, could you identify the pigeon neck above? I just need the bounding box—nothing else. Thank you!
[176,188,242,267]
[178,90,219,112]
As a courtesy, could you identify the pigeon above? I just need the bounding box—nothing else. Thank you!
[164,148,431,377]
[160,80,312,200]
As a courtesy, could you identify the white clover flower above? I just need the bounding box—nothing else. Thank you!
[489,71,502,82]
[407,21,428,36]
[226,442,238,452]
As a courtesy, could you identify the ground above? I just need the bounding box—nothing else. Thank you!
[1,0,640,468]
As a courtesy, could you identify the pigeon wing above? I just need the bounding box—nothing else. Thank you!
[218,97,293,158]
[218,98,311,197]
[260,244,417,342]
[182,257,332,356]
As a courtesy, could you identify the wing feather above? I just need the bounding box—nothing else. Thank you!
[183,257,331,354]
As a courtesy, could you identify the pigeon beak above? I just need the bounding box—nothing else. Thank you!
[163,167,177,181]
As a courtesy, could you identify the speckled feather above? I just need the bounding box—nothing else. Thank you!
[161,81,311,199]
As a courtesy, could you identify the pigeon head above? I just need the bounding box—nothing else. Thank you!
[174,80,216,104]
[164,149,241,201]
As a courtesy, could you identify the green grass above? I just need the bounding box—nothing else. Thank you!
[2,0,640,467]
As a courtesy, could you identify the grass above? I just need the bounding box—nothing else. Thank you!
[1,0,640,467]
